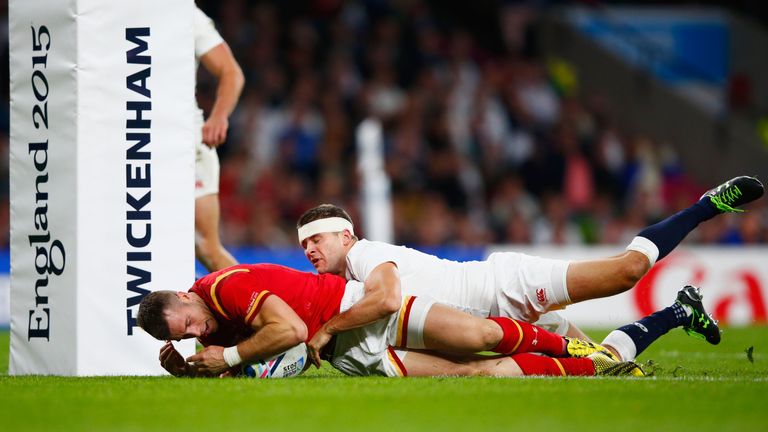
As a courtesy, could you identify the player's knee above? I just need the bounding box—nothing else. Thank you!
[463,365,487,377]
[480,320,504,351]
[448,363,485,377]
[196,237,222,261]
[619,254,650,289]
[195,243,213,266]
[195,240,222,272]
[466,360,509,377]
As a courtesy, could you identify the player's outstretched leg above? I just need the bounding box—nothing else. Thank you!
[627,175,764,266]
[484,317,568,356]
[601,285,720,361]
[510,352,645,377]
[401,350,643,377]
[420,303,579,357]
[488,317,615,359]
[567,176,763,304]
[420,306,614,358]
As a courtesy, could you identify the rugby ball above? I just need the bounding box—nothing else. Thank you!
[242,342,308,378]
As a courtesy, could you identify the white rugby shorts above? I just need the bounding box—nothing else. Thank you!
[485,251,572,323]
[330,282,435,377]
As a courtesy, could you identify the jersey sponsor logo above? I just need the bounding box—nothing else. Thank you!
[536,288,547,304]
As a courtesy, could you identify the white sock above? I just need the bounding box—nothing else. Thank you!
[626,236,659,267]
[602,330,637,362]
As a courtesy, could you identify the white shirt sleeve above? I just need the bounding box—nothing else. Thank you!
[194,7,224,59]
[345,240,399,282]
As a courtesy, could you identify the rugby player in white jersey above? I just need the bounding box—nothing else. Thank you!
[296,176,763,364]
[193,6,244,271]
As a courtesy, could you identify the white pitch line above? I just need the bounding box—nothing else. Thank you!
[491,374,768,382]
[650,350,760,360]
[636,376,768,383]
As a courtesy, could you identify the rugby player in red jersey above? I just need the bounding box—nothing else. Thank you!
[137,264,645,378]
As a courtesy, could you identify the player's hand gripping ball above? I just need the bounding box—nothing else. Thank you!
[242,343,308,378]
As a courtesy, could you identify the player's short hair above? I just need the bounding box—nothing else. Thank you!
[137,290,178,340]
[297,204,358,240]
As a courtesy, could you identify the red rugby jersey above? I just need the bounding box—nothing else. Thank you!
[190,263,346,346]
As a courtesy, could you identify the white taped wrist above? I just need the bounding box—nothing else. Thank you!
[223,346,242,367]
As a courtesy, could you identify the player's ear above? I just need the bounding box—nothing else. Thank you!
[341,230,353,246]
[176,292,189,301]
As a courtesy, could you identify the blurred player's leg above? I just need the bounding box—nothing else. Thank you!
[401,350,523,377]
[401,350,643,377]
[195,193,237,272]
[511,352,644,377]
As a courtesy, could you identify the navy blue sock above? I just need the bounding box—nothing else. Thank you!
[636,197,718,261]
[614,303,689,357]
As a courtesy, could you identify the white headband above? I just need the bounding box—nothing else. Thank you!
[297,217,355,243]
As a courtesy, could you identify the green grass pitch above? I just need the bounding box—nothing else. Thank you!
[1,327,767,431]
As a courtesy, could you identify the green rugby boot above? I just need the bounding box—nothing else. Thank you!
[702,176,764,213]
[676,285,721,345]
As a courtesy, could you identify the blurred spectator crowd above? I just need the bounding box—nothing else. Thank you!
[1,0,767,250]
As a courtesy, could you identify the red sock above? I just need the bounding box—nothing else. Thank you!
[487,317,566,355]
[512,353,596,376]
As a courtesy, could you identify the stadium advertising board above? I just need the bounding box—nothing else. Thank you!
[9,0,196,375]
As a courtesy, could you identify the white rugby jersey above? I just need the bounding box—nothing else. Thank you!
[193,7,224,64]
[345,239,495,317]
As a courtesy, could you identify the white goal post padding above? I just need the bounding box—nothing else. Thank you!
[9,0,196,375]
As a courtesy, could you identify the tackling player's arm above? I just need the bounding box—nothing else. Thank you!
[199,41,244,147]
[187,295,308,375]
[326,262,402,333]
[307,262,402,367]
